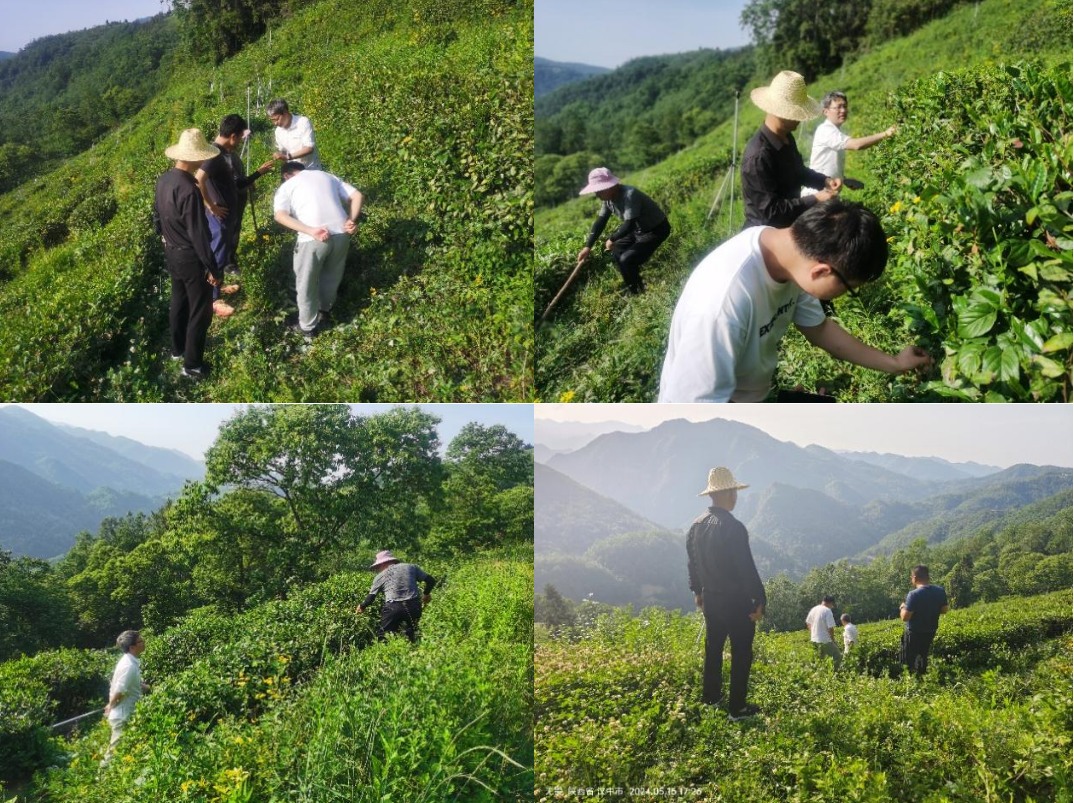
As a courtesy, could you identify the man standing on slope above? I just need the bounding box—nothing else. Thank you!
[267,99,322,171]
[899,565,949,677]
[576,167,671,295]
[741,71,841,229]
[687,467,765,721]
[101,630,150,766]
[196,114,276,317]
[841,613,858,656]
[153,128,223,380]
[356,550,437,642]
[805,595,841,669]
[800,91,896,196]
[273,162,364,338]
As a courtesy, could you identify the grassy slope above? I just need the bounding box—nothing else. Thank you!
[0,0,533,402]
[536,590,1072,803]
[534,0,1071,402]
[15,549,533,802]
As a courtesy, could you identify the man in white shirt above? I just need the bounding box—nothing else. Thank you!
[274,162,363,336]
[801,91,896,195]
[806,595,841,669]
[267,98,322,171]
[101,630,149,765]
[658,199,932,402]
[841,613,858,655]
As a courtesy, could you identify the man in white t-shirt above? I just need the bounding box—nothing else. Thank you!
[658,199,931,402]
[800,91,896,196]
[101,630,149,766]
[841,613,858,655]
[805,595,841,669]
[268,99,323,171]
[273,162,364,336]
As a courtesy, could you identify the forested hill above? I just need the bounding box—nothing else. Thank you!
[0,0,533,403]
[0,15,176,192]
[534,56,610,97]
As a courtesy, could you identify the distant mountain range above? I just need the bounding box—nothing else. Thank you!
[0,52,14,60]
[533,418,647,452]
[534,56,610,97]
[0,407,204,558]
[535,418,1071,608]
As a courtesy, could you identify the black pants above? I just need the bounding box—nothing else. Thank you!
[378,598,423,643]
[901,629,936,677]
[610,218,671,293]
[225,194,248,270]
[165,248,214,370]
[702,594,756,709]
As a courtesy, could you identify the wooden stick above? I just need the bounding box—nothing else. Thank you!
[539,259,588,323]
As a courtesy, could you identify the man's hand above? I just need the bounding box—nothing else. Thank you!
[603,238,614,252]
[257,159,276,173]
[273,151,288,161]
[206,273,222,287]
[422,593,431,607]
[694,593,704,611]
[576,246,591,267]
[825,177,843,193]
[355,604,365,615]
[343,219,358,235]
[815,188,837,203]
[892,346,932,373]
[748,606,763,623]
[208,201,229,219]
[884,125,897,138]
[140,682,150,693]
[104,703,112,716]
[311,227,330,243]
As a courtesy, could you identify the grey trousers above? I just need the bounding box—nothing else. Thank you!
[294,233,350,331]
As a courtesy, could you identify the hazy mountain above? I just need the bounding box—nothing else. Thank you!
[536,462,662,555]
[534,444,571,464]
[0,406,198,496]
[535,553,637,607]
[546,418,934,531]
[534,56,611,97]
[56,423,204,480]
[534,418,649,454]
[0,459,162,558]
[0,52,15,61]
[830,449,1002,482]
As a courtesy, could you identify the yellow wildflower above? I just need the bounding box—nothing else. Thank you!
[913,196,921,204]
[889,201,903,214]
[558,390,575,403]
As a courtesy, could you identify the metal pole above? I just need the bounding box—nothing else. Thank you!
[50,709,104,731]
[727,90,739,233]
[705,166,733,223]
[246,85,252,174]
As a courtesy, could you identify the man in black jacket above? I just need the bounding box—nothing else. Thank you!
[687,467,766,720]
[153,129,224,379]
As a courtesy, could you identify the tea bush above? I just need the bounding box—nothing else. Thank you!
[536,590,1072,803]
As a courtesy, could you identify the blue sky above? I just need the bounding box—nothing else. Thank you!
[535,404,1074,469]
[2,404,533,460]
[536,0,752,69]
[1,0,169,52]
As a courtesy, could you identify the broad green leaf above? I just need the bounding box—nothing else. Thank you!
[957,304,997,338]
[1041,332,1073,353]
[998,347,1020,382]
[1033,354,1067,378]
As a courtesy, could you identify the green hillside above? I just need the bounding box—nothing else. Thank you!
[0,0,532,402]
[534,0,1071,402]
[536,590,1072,803]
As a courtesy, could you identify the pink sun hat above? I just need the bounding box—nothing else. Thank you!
[370,550,400,569]
[578,167,621,195]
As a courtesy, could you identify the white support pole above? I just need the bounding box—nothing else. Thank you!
[727,90,739,232]
[706,166,733,223]
[245,84,252,173]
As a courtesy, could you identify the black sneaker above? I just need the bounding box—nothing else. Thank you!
[290,321,316,340]
[728,704,761,722]
[181,366,209,381]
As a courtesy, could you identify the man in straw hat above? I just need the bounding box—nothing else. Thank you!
[153,128,225,380]
[575,167,671,294]
[687,467,765,721]
[741,71,841,229]
[356,550,437,642]
[658,197,933,402]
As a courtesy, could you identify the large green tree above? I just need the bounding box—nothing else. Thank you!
[204,405,442,579]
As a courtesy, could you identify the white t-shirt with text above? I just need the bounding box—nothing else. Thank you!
[273,170,359,244]
[806,604,836,644]
[658,227,826,402]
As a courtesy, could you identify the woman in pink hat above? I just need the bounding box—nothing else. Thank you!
[355,550,437,642]
[575,167,671,294]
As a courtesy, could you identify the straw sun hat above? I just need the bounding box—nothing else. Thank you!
[750,71,821,121]
[697,467,749,497]
[164,128,221,161]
